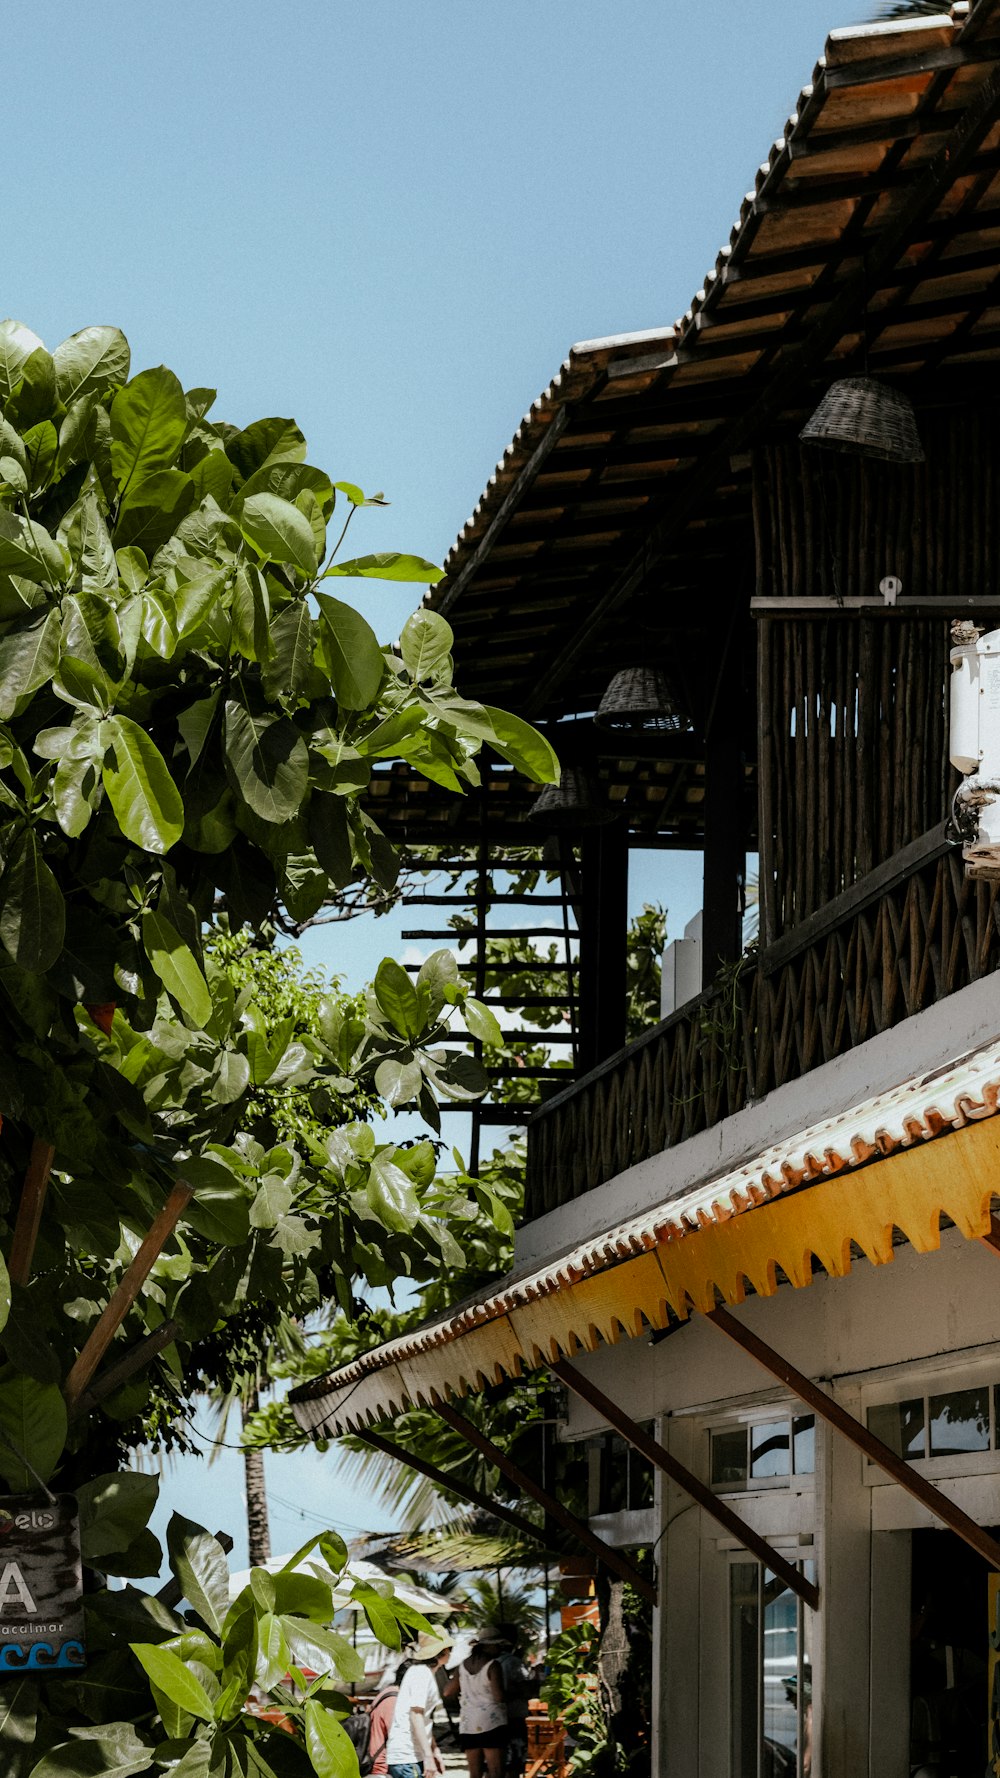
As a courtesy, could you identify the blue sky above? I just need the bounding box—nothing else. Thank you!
[8,0,874,1569]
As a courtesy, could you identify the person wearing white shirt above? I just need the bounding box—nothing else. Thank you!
[384,1632,454,1778]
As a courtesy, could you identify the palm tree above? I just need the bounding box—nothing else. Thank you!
[875,1,952,14]
[462,1574,544,1644]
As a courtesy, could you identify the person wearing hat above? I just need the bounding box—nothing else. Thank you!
[445,1627,509,1778]
[384,1631,454,1778]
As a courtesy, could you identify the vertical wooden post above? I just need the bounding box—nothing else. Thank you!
[702,613,747,985]
[578,818,628,1074]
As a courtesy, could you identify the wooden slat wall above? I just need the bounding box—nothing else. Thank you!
[752,412,990,939]
[526,843,1000,1218]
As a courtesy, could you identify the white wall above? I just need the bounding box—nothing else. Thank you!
[561,1232,1000,1778]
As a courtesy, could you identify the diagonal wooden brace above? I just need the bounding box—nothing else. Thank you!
[7,1139,56,1288]
[706,1304,1000,1573]
[553,1359,818,1611]
[64,1181,193,1412]
[434,1400,657,1606]
[356,1428,560,1554]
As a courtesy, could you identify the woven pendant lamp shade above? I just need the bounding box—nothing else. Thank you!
[596,666,684,733]
[527,766,614,829]
[800,376,924,464]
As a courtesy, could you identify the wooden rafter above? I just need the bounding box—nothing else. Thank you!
[553,1359,819,1611]
[434,1401,657,1606]
[706,1305,1000,1572]
[355,1428,558,1554]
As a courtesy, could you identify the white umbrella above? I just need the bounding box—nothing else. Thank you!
[228,1551,455,1617]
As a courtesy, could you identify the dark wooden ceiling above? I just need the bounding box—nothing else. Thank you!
[369,1,1000,848]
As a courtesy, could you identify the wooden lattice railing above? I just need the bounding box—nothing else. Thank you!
[524,828,1000,1221]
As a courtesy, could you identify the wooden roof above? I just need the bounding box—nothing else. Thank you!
[429,1,1000,719]
[373,1,1000,846]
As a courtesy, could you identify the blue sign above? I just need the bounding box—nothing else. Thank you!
[0,1494,84,1672]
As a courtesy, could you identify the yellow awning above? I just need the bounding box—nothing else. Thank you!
[290,1039,1000,1437]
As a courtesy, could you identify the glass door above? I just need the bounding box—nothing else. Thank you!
[729,1557,814,1777]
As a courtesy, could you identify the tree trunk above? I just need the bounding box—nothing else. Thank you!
[242,1386,271,1566]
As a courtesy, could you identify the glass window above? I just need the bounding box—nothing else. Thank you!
[792,1416,815,1475]
[867,1398,926,1459]
[713,1428,748,1487]
[750,1420,790,1479]
[928,1386,990,1455]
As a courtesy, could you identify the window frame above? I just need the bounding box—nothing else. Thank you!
[861,1357,1000,1484]
[708,1409,817,1495]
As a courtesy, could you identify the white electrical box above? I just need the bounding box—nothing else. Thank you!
[660,911,703,1018]
[948,624,1000,875]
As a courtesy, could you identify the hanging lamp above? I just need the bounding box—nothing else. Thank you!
[800,375,924,464]
[527,766,613,829]
[595,665,685,733]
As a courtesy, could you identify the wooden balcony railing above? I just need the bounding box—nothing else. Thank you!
[524,826,1000,1222]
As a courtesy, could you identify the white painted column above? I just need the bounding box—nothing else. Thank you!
[658,1415,711,1775]
[814,1383,872,1776]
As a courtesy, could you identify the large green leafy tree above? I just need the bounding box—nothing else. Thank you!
[0,318,557,1778]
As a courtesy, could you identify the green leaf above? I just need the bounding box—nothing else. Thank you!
[282,1618,364,1685]
[304,1699,360,1778]
[0,1365,67,1490]
[165,1514,229,1636]
[114,468,195,555]
[0,510,66,585]
[255,1612,289,1691]
[22,420,57,493]
[400,609,453,679]
[131,1642,215,1720]
[102,714,184,853]
[141,909,213,1025]
[323,552,442,582]
[164,1745,214,1778]
[262,600,316,701]
[0,609,62,717]
[0,829,66,972]
[464,997,502,1045]
[0,1675,37,1777]
[181,1156,251,1246]
[250,1567,276,1612]
[240,492,319,575]
[77,1470,159,1561]
[52,325,130,405]
[332,480,365,506]
[7,346,56,430]
[115,546,149,593]
[351,1581,401,1649]
[482,706,559,784]
[0,320,45,399]
[373,1057,422,1108]
[189,447,235,508]
[373,956,422,1039]
[249,1177,293,1228]
[366,1156,420,1233]
[224,702,309,824]
[110,365,188,500]
[29,1724,153,1778]
[226,417,306,483]
[316,593,385,710]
